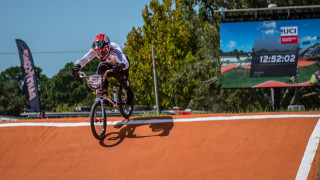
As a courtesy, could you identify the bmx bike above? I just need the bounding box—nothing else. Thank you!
[79,69,133,140]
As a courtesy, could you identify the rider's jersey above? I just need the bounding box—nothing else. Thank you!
[310,73,319,84]
[75,42,129,70]
[310,74,317,84]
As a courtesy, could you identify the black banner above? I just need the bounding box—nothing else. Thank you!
[16,39,41,112]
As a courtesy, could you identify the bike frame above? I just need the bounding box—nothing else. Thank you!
[79,69,132,139]
[79,70,120,112]
[96,89,118,107]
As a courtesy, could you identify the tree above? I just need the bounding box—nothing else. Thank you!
[0,80,24,116]
[125,0,198,108]
[0,66,48,91]
[0,66,48,113]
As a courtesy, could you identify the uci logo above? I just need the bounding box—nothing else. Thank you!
[281,26,298,36]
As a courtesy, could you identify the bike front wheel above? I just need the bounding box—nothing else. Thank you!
[90,101,106,140]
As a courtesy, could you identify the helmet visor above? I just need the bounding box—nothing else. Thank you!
[92,40,109,50]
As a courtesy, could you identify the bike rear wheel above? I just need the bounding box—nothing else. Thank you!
[118,87,133,119]
[90,101,106,140]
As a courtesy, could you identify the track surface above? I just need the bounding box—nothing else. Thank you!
[1,112,320,180]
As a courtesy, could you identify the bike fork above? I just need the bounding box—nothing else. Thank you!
[99,98,106,131]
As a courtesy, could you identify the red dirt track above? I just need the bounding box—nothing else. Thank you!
[221,60,315,73]
[253,80,311,88]
[1,112,320,179]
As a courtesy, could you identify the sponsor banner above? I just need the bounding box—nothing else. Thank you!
[220,19,320,88]
[281,36,298,44]
[16,39,41,112]
[281,26,298,44]
[281,26,298,36]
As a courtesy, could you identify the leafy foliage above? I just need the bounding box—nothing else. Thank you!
[0,66,48,115]
[125,0,203,109]
[0,80,24,116]
[125,0,224,110]
[0,66,48,91]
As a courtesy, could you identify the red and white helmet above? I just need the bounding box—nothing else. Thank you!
[92,34,110,59]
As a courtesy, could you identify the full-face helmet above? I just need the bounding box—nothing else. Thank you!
[92,34,110,59]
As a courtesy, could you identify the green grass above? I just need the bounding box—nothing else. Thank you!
[222,63,320,88]
[132,111,162,118]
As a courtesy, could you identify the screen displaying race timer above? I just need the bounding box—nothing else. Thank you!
[220,18,320,88]
[249,36,299,78]
[259,54,295,63]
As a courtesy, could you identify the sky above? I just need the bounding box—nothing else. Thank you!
[220,18,320,53]
[0,0,151,78]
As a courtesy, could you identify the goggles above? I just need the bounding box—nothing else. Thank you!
[95,47,109,57]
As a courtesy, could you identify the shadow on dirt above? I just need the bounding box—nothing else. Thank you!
[99,116,174,147]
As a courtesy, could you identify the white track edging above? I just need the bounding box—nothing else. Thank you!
[1,114,320,127]
[295,118,320,180]
[0,122,89,127]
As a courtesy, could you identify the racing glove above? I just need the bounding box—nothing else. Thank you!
[112,63,125,73]
[71,64,81,77]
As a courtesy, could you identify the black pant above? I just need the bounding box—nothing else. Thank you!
[97,62,134,103]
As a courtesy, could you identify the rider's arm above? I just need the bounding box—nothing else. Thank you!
[74,49,97,69]
[111,42,129,70]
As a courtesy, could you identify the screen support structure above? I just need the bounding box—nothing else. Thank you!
[214,5,320,22]
[271,88,281,110]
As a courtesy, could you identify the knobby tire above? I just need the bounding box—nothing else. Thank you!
[118,86,133,119]
[90,101,107,140]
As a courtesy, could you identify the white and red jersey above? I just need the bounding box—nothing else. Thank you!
[75,42,129,70]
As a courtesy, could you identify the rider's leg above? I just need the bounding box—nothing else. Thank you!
[120,80,134,105]
[97,62,112,90]
[114,70,134,105]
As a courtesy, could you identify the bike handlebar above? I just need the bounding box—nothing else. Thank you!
[78,69,114,78]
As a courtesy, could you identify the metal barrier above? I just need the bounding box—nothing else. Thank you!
[20,110,176,119]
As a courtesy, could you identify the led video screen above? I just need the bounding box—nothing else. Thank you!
[220,19,320,88]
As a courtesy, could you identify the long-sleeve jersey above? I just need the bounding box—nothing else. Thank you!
[75,42,129,70]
